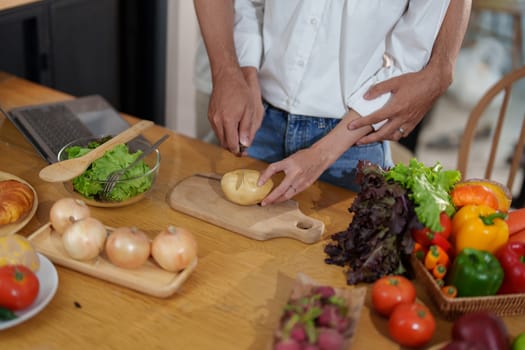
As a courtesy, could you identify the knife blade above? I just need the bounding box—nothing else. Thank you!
[194,173,222,181]
[239,143,247,154]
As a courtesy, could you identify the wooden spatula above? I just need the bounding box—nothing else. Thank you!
[39,120,154,182]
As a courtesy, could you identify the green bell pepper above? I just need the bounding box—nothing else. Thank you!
[446,248,503,297]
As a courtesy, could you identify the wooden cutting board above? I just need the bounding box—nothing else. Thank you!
[167,174,324,244]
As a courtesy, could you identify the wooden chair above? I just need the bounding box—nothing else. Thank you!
[457,65,525,201]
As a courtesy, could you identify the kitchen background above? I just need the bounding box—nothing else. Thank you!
[0,0,523,202]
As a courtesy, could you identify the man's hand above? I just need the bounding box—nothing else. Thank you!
[347,66,450,144]
[347,0,471,145]
[208,66,263,155]
[194,0,264,155]
[239,67,264,153]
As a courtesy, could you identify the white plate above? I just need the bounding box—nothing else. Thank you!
[0,253,59,330]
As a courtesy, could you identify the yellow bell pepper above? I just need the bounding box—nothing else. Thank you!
[453,205,509,254]
[451,204,495,242]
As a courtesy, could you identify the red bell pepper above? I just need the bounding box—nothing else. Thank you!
[496,241,525,294]
[412,212,452,242]
[412,229,454,258]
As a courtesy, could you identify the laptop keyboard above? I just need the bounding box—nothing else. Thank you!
[14,104,93,160]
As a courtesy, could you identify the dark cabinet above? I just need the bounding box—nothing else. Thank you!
[0,0,166,125]
[49,0,121,106]
[0,3,51,85]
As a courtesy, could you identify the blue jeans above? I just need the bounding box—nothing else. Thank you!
[247,103,393,192]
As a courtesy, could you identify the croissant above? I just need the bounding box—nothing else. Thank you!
[0,179,35,226]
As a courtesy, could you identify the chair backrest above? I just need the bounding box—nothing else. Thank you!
[457,65,525,191]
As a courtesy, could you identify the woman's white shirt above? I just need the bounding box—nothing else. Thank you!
[233,0,450,128]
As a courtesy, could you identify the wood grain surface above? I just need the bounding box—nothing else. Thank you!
[168,174,324,243]
[28,223,198,298]
[1,71,524,349]
[0,0,41,12]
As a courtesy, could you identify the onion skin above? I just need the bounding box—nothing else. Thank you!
[105,227,151,269]
[62,217,107,261]
[50,197,91,235]
[151,226,197,272]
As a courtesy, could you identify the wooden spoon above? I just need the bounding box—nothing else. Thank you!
[39,120,154,182]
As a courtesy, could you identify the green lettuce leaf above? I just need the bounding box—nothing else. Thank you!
[385,159,461,232]
[67,142,152,201]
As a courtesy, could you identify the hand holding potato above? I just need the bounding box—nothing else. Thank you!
[221,169,273,205]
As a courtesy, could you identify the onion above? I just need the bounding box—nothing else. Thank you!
[49,197,91,235]
[151,226,197,272]
[62,217,107,261]
[105,226,151,269]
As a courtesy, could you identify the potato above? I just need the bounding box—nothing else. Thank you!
[220,169,273,205]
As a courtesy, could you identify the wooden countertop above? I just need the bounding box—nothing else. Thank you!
[0,0,42,12]
[0,71,523,349]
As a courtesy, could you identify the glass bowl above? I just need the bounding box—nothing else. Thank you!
[57,136,160,207]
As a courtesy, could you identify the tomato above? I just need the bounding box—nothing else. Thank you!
[0,265,39,311]
[371,275,416,317]
[388,303,436,348]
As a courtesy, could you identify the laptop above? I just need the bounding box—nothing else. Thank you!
[5,95,131,163]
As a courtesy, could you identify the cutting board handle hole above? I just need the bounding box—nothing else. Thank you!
[296,220,313,230]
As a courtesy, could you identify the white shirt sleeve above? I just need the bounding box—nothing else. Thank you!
[233,0,264,69]
[346,1,450,129]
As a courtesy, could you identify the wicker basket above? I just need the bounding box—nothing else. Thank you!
[411,255,525,320]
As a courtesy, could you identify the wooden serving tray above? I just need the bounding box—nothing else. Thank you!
[28,223,197,298]
[168,173,325,244]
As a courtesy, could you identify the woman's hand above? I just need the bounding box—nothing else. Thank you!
[258,109,371,206]
[257,147,328,206]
